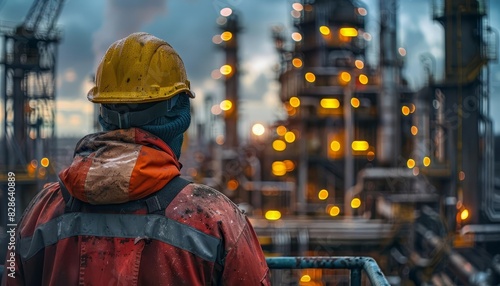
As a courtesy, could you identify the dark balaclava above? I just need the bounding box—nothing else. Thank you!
[98,95,191,159]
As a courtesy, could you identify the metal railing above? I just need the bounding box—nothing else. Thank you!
[266,256,390,285]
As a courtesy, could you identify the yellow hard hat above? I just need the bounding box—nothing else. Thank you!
[88,32,195,103]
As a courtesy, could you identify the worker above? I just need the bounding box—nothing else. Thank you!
[2,32,270,286]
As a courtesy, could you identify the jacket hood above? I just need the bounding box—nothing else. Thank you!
[59,128,181,204]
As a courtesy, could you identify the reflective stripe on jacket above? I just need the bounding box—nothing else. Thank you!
[2,128,270,286]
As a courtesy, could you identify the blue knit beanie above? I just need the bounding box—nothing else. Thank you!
[98,95,191,159]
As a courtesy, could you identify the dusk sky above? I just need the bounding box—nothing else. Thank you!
[0,0,499,138]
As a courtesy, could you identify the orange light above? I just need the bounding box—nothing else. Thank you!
[407,159,416,169]
[423,156,431,167]
[289,96,300,107]
[292,58,303,68]
[351,97,360,108]
[227,179,239,191]
[351,198,361,208]
[318,189,329,200]
[411,126,418,135]
[291,32,302,42]
[355,60,364,69]
[40,157,49,168]
[305,72,316,83]
[284,131,296,143]
[276,125,287,136]
[300,274,311,282]
[402,106,410,116]
[272,161,287,176]
[272,140,286,151]
[329,206,340,216]
[220,31,233,41]
[283,160,295,172]
[330,140,341,152]
[358,74,368,85]
[340,72,351,82]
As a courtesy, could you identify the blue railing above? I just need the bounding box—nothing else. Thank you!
[266,256,390,286]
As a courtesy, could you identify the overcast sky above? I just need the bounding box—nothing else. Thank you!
[0,0,499,138]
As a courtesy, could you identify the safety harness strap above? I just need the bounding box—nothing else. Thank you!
[58,175,191,214]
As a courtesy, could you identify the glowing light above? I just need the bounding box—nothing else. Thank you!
[321,98,340,109]
[460,209,469,220]
[351,141,369,151]
[398,47,407,56]
[272,161,287,176]
[358,74,368,85]
[350,97,360,108]
[410,103,416,113]
[357,7,367,16]
[329,206,340,216]
[220,100,233,111]
[283,160,295,171]
[318,189,329,200]
[411,126,418,135]
[351,198,361,209]
[319,25,331,35]
[305,72,316,83]
[355,60,364,69]
[284,131,296,143]
[212,35,222,45]
[40,157,49,168]
[289,96,301,107]
[339,27,358,37]
[220,64,232,75]
[459,171,466,181]
[211,69,222,79]
[211,104,222,115]
[407,159,416,169]
[413,167,420,176]
[292,3,303,11]
[367,151,375,161]
[220,7,232,17]
[402,106,410,116]
[423,156,431,167]
[220,31,233,41]
[291,32,302,42]
[330,140,341,152]
[300,275,311,282]
[363,33,372,41]
[227,179,239,191]
[265,210,282,221]
[292,58,303,68]
[291,10,301,18]
[273,140,287,151]
[276,125,287,136]
[252,123,265,136]
[30,159,38,168]
[340,71,351,83]
[216,135,225,145]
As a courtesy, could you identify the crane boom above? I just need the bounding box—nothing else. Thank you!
[22,0,65,35]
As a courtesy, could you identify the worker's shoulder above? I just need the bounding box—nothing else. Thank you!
[167,182,247,228]
[18,181,65,236]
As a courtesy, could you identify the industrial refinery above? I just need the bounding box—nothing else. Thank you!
[1,0,500,285]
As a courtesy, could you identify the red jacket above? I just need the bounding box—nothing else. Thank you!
[2,128,270,286]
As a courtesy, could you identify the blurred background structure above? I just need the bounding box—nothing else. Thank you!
[1,0,500,284]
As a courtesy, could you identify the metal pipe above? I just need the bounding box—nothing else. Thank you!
[266,256,390,286]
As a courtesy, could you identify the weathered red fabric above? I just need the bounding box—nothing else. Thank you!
[2,128,270,286]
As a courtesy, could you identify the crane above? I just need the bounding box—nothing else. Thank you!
[0,0,65,258]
